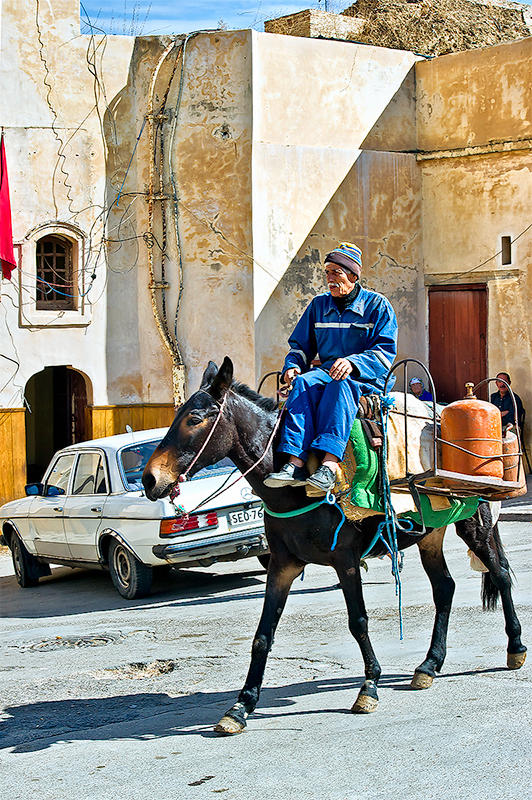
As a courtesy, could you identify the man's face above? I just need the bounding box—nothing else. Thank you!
[324,264,357,297]
[410,382,423,397]
[496,374,509,394]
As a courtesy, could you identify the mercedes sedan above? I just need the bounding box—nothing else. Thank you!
[0,429,267,598]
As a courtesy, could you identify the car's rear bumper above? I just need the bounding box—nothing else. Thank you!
[152,528,268,565]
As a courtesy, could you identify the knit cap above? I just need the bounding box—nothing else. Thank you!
[324,242,362,277]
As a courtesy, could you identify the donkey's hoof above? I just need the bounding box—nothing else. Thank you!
[507,651,527,670]
[411,671,434,690]
[214,715,246,736]
[351,695,378,714]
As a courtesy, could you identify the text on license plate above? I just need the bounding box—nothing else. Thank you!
[228,506,264,528]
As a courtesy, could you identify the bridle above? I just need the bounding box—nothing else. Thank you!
[177,392,228,485]
[169,389,284,513]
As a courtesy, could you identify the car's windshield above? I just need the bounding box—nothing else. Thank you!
[191,457,236,480]
[120,444,236,491]
[120,442,159,490]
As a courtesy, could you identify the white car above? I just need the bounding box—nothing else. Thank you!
[0,428,268,598]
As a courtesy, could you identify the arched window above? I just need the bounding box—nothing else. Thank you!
[36,234,75,310]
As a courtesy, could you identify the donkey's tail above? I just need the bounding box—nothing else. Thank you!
[481,523,511,611]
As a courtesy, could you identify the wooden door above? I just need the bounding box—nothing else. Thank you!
[429,284,487,403]
[67,369,88,444]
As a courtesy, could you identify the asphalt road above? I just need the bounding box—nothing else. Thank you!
[1,521,530,800]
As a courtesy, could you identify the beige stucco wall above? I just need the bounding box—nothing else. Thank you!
[107,31,421,397]
[251,33,420,321]
[416,38,532,452]
[0,0,134,407]
[252,34,422,390]
[254,150,424,389]
[416,38,532,151]
[106,32,255,398]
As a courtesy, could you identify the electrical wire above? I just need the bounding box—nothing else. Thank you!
[428,222,532,285]
[35,0,76,219]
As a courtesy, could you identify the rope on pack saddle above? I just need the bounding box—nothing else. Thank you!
[361,395,415,640]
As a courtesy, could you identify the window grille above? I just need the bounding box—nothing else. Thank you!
[36,235,75,310]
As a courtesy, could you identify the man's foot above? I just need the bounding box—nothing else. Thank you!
[306,465,336,492]
[264,463,309,488]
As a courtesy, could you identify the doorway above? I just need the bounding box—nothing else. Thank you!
[428,284,487,404]
[25,367,89,482]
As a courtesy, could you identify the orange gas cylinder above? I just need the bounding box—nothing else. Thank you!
[441,383,503,479]
[495,428,528,499]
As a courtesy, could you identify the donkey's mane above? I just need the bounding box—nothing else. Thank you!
[231,380,278,412]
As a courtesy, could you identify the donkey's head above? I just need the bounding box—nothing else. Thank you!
[142,357,235,501]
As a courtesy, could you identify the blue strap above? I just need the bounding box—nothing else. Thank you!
[367,394,415,640]
[263,491,346,552]
[330,501,346,551]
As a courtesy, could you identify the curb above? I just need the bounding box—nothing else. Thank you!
[499,510,532,522]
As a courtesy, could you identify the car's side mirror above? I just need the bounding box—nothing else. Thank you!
[25,482,44,496]
[45,485,65,497]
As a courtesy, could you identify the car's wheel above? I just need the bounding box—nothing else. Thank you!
[11,535,41,588]
[257,553,270,570]
[108,539,152,599]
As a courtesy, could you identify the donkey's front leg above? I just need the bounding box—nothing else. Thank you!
[215,555,304,735]
[336,559,381,714]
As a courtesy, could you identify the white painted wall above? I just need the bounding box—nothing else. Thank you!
[0,0,134,407]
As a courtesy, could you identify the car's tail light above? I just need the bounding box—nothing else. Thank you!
[160,511,218,536]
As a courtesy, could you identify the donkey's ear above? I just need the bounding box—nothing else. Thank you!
[209,356,233,400]
[200,361,218,389]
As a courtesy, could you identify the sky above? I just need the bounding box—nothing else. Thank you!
[81,1,354,36]
[81,0,532,37]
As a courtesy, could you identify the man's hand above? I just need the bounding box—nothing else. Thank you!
[329,358,353,381]
[282,367,301,386]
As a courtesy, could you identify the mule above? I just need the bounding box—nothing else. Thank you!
[142,357,527,735]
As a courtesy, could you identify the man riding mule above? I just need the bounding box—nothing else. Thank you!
[142,354,526,736]
[265,242,398,493]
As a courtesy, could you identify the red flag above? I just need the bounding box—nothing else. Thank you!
[0,133,16,280]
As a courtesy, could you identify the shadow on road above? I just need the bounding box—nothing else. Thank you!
[0,664,511,754]
[0,565,342,620]
[0,673,393,753]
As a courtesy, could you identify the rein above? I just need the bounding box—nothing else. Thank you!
[179,392,227,482]
[171,395,285,515]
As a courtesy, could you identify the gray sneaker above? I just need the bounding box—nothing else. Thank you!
[306,465,336,492]
[264,463,308,488]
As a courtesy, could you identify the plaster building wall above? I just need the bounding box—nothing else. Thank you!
[416,37,532,451]
[1,12,530,503]
[106,32,255,397]
[252,34,423,389]
[110,32,420,396]
[0,2,173,502]
[0,0,134,408]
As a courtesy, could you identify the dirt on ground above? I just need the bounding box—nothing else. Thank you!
[342,0,531,57]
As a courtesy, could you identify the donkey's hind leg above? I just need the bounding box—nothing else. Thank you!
[214,552,304,735]
[411,527,455,689]
[336,558,381,713]
[455,503,526,670]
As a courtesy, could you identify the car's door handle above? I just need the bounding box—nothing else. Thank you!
[53,507,63,513]
[90,507,102,513]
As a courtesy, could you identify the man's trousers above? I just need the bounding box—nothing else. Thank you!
[278,368,379,461]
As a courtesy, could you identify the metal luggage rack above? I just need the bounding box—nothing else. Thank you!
[383,359,523,499]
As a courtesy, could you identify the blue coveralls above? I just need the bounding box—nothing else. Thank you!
[279,288,398,461]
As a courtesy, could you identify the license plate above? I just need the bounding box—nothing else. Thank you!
[228,506,264,529]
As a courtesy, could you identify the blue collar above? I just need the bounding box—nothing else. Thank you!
[324,287,367,317]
